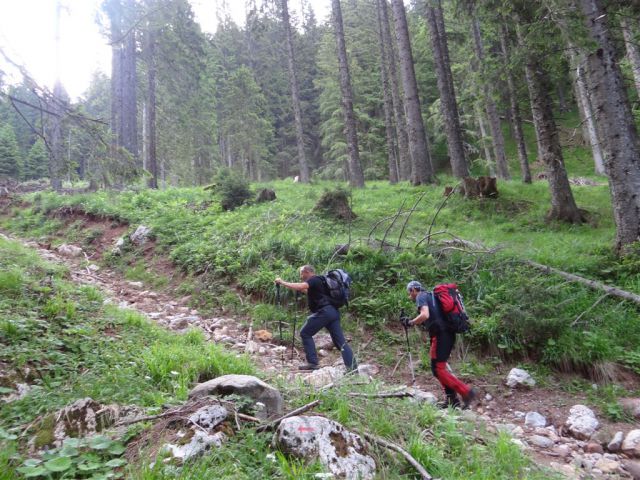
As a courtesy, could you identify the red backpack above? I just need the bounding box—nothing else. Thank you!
[433,283,470,333]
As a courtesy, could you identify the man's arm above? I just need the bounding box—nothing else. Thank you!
[275,277,309,293]
[410,305,429,326]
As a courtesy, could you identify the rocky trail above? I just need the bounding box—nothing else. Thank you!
[3,221,640,479]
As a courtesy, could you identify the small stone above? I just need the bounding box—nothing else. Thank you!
[529,435,554,449]
[88,264,100,272]
[622,429,640,458]
[245,340,260,354]
[620,398,640,420]
[595,458,620,474]
[585,442,604,454]
[623,459,640,479]
[525,411,547,428]
[318,349,328,357]
[130,225,152,245]
[127,281,144,289]
[57,243,83,257]
[484,393,493,401]
[553,445,572,457]
[608,431,624,453]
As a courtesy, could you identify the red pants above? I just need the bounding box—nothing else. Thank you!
[430,331,471,400]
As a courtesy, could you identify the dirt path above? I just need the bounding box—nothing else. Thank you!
[5,230,639,479]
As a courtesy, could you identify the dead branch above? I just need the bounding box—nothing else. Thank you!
[524,260,640,306]
[380,199,408,251]
[421,183,459,247]
[397,190,428,248]
[363,432,433,480]
[347,391,412,399]
[256,399,321,432]
[571,293,610,327]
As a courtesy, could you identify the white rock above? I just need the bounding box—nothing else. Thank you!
[130,225,152,245]
[127,281,144,289]
[406,388,437,404]
[274,416,376,480]
[622,429,640,458]
[163,430,225,462]
[608,431,624,453]
[525,411,547,428]
[553,444,572,457]
[565,405,599,440]
[57,243,83,257]
[484,393,493,401]
[88,264,100,272]
[595,458,620,474]
[513,410,526,419]
[188,404,228,430]
[506,368,535,388]
[304,366,345,388]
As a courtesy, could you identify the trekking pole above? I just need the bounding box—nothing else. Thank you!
[291,291,299,360]
[276,283,284,365]
[400,309,416,385]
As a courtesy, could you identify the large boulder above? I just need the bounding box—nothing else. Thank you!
[623,430,640,458]
[303,364,378,388]
[506,368,535,388]
[274,415,376,480]
[29,398,120,450]
[565,405,599,440]
[188,374,283,419]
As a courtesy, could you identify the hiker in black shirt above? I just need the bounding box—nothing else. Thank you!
[406,280,476,409]
[275,265,357,371]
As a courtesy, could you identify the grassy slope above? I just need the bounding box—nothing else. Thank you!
[0,237,558,479]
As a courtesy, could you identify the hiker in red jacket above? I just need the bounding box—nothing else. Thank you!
[405,280,476,409]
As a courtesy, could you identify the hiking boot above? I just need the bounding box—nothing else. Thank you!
[462,388,477,409]
[298,363,320,371]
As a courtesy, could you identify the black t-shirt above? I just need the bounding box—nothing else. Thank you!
[306,275,329,313]
[415,290,444,335]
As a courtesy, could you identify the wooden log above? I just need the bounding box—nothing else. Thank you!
[524,260,640,306]
[364,432,433,480]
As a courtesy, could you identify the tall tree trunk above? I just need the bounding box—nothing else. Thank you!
[475,103,494,172]
[281,0,310,183]
[499,25,531,183]
[109,5,122,159]
[380,0,410,181]
[331,0,365,188]
[472,14,510,180]
[620,16,640,98]
[567,45,605,175]
[519,30,584,224]
[49,81,66,191]
[122,0,138,161]
[375,0,399,183]
[425,0,468,178]
[580,0,640,253]
[571,68,591,145]
[145,26,158,189]
[390,0,434,185]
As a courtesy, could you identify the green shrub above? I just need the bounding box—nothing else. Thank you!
[214,168,253,211]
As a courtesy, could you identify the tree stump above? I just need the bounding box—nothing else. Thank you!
[256,188,276,203]
[460,176,498,198]
[314,189,356,220]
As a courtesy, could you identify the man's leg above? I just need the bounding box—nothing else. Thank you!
[430,332,471,402]
[299,310,329,367]
[325,309,357,370]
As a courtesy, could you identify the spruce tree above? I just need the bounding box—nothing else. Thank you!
[0,124,21,179]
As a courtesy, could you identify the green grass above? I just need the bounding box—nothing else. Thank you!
[0,236,255,475]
